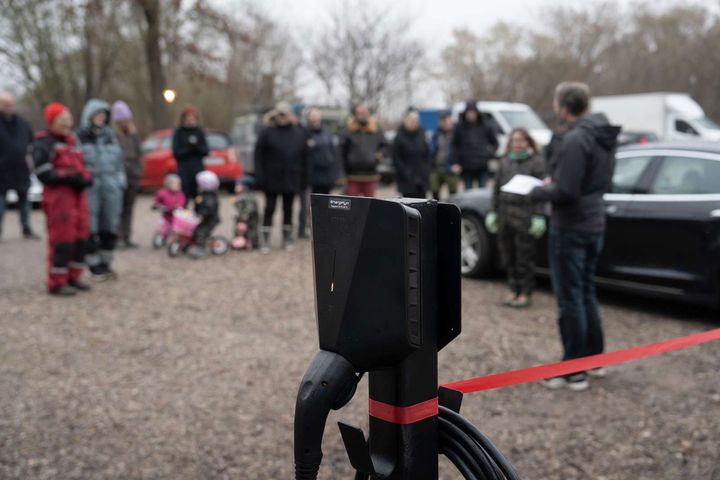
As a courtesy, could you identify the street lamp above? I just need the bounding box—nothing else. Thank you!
[163,89,176,104]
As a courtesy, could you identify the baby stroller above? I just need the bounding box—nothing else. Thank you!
[231,176,260,250]
[166,209,229,257]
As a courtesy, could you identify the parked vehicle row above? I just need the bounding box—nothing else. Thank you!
[452,142,720,308]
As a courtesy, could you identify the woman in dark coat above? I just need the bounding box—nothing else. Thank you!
[172,106,209,205]
[306,108,339,195]
[392,109,431,198]
[254,102,308,252]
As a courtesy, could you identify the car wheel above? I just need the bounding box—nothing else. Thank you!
[461,213,492,277]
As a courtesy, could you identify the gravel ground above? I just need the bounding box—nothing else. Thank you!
[0,190,719,480]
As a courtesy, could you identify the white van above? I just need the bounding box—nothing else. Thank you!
[592,93,720,142]
[450,101,552,154]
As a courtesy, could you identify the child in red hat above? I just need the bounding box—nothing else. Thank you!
[33,103,93,295]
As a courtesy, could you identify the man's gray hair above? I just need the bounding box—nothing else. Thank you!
[554,82,590,116]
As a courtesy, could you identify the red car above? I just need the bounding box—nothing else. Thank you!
[140,129,242,190]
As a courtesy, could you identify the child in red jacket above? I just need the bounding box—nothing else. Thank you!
[33,103,92,296]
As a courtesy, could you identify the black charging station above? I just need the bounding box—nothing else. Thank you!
[294,195,519,480]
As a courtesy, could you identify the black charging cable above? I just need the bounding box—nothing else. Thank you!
[439,406,521,480]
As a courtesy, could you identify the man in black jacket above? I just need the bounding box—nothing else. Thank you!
[451,101,498,190]
[530,82,620,391]
[0,91,38,240]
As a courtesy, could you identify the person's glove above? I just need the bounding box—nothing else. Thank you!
[528,215,547,238]
[484,212,498,234]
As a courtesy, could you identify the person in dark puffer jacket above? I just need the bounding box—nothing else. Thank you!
[451,100,498,190]
[172,106,209,205]
[254,101,308,252]
[77,98,125,280]
[34,103,92,296]
[530,82,620,391]
[392,108,431,198]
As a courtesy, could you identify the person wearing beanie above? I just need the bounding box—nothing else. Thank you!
[111,100,142,249]
[450,100,499,190]
[172,105,209,205]
[33,102,92,296]
[77,98,126,280]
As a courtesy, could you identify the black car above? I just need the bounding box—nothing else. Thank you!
[451,142,720,308]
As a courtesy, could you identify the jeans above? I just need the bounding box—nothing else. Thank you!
[462,170,487,190]
[548,227,605,361]
[0,187,31,231]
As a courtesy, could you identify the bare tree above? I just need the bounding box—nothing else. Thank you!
[310,0,425,112]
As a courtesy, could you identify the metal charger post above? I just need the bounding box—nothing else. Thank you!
[294,195,519,480]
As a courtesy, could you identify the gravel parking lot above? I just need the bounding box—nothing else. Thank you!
[1,192,719,480]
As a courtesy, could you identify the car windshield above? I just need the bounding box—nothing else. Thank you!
[141,137,157,154]
[499,110,547,130]
[695,116,720,130]
[156,132,230,150]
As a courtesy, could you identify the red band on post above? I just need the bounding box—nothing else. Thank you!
[369,397,439,425]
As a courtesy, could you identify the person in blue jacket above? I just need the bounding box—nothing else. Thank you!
[77,98,126,280]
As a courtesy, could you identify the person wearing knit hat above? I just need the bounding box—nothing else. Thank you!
[77,98,126,280]
[111,101,142,249]
[172,105,209,204]
[32,102,93,295]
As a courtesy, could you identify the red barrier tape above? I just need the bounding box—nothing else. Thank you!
[369,397,438,425]
[442,328,720,394]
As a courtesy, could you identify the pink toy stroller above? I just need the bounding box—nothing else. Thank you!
[166,209,229,257]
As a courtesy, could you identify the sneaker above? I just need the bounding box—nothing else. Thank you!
[260,245,270,254]
[23,228,40,240]
[587,367,607,378]
[89,264,111,282]
[49,284,77,296]
[509,295,532,309]
[566,373,590,391]
[188,245,207,259]
[68,279,92,291]
[125,241,139,249]
[541,376,568,389]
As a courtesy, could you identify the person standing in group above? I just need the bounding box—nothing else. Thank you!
[451,100,498,190]
[33,103,92,296]
[111,101,142,249]
[77,98,126,280]
[172,106,209,205]
[340,102,386,197]
[529,82,620,391]
[297,108,340,239]
[254,101,308,252]
[392,108,431,198]
[485,128,546,309]
[0,91,39,240]
[429,111,458,200]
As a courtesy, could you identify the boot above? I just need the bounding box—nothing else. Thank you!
[260,227,272,254]
[69,279,92,291]
[23,227,40,240]
[282,225,294,251]
[49,284,77,296]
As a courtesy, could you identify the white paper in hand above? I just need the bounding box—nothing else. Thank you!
[500,175,544,195]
